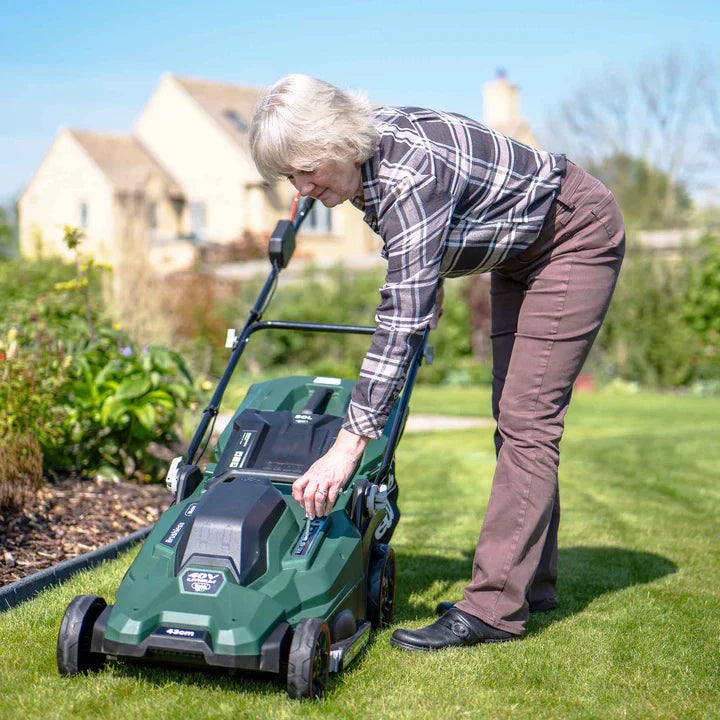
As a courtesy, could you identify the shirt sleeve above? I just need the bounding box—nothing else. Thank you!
[343,173,454,438]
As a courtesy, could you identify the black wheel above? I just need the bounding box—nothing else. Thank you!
[57,594,107,676]
[367,543,396,629]
[286,618,331,701]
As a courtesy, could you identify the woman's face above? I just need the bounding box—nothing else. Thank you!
[284,158,363,208]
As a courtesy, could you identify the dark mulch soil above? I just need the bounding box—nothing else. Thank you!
[0,477,171,587]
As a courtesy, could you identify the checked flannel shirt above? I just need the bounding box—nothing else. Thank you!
[343,106,566,439]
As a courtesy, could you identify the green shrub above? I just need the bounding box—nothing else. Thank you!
[0,228,198,482]
[230,264,385,375]
[592,245,696,387]
[0,257,76,320]
[682,235,720,380]
[0,325,68,449]
[0,322,66,510]
[0,204,17,259]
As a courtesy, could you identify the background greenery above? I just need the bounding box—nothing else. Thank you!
[588,235,720,389]
[0,387,717,719]
[2,225,719,507]
[0,231,197,500]
[182,234,720,393]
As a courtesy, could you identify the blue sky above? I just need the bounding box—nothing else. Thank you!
[2,0,718,203]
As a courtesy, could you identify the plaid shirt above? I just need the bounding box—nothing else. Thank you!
[343,106,566,438]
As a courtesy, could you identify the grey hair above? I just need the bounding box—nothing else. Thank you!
[249,74,380,182]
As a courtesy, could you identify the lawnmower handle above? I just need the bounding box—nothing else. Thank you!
[269,197,316,269]
[292,196,315,232]
[186,198,316,464]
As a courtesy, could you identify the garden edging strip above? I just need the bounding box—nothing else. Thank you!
[0,525,152,612]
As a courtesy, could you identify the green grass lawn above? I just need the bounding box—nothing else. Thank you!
[1,388,719,719]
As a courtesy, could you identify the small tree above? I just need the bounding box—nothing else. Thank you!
[594,246,697,387]
[546,50,718,211]
[682,235,720,380]
[586,153,693,229]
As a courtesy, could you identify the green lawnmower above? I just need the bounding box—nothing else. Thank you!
[57,197,431,700]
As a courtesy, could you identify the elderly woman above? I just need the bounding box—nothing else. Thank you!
[249,75,624,651]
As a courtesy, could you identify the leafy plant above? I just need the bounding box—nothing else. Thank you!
[48,333,195,481]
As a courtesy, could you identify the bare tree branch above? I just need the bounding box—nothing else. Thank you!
[544,49,718,192]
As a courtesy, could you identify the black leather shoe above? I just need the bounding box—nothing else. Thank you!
[528,598,558,613]
[390,609,515,651]
[435,599,557,616]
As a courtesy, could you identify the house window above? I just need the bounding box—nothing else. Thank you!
[190,202,207,240]
[223,109,248,132]
[306,204,333,234]
[147,202,158,230]
[80,202,88,229]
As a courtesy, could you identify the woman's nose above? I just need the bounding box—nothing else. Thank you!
[296,177,315,195]
[294,175,315,196]
[298,181,316,196]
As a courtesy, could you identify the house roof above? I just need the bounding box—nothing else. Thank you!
[173,75,264,151]
[68,130,183,196]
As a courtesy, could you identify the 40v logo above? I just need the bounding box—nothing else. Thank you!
[181,570,225,595]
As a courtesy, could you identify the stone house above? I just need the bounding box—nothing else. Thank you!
[17,127,188,269]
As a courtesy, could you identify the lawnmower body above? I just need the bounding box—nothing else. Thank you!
[90,375,399,675]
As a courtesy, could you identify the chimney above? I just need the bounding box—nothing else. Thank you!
[482,68,521,129]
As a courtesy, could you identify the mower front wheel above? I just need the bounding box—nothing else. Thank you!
[57,594,107,676]
[286,618,331,701]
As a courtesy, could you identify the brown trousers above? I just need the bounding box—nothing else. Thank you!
[454,161,625,634]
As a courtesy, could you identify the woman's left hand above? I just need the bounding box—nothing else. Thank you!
[292,429,370,518]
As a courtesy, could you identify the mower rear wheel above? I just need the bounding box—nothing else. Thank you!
[367,543,396,629]
[57,594,107,676]
[286,618,331,701]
